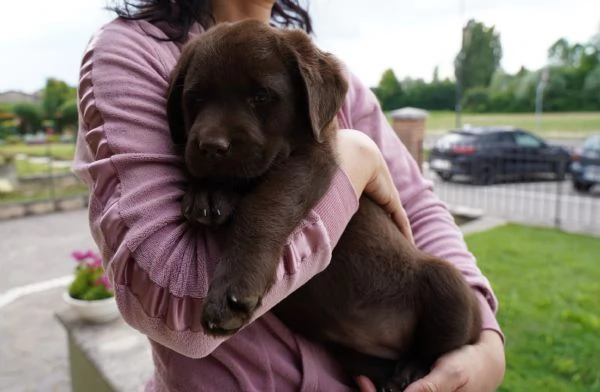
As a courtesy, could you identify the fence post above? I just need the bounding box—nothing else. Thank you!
[554,172,563,229]
[46,142,56,208]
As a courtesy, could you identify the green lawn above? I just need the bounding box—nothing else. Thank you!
[14,159,72,177]
[0,143,76,160]
[0,184,88,204]
[422,111,600,136]
[465,224,600,392]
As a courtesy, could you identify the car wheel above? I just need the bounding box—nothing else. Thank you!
[436,172,453,182]
[573,180,592,193]
[473,166,495,186]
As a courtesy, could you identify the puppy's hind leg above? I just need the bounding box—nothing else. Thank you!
[389,257,482,388]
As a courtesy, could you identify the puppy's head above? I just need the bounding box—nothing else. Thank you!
[167,19,348,182]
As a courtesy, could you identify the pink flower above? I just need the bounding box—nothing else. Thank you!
[71,251,88,262]
[95,274,113,290]
[90,255,103,268]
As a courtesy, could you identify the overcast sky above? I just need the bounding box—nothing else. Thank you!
[1,0,598,93]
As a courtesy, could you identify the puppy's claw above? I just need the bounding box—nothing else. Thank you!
[203,209,208,217]
[216,209,221,216]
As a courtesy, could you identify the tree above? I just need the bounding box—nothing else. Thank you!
[432,66,440,83]
[454,19,503,91]
[42,78,76,128]
[375,69,405,111]
[582,65,600,109]
[462,87,491,112]
[13,102,43,135]
[56,99,79,129]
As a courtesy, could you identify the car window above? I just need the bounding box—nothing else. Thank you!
[582,135,600,150]
[514,132,543,147]
[492,133,515,145]
[436,132,476,149]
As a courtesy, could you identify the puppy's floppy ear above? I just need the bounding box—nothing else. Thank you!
[280,30,348,142]
[166,45,194,146]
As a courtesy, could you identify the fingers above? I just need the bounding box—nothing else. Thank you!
[365,160,414,245]
[334,129,414,244]
[404,361,468,392]
[354,375,377,392]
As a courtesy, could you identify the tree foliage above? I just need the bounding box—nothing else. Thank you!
[372,20,599,114]
[455,19,503,91]
[375,69,405,111]
[42,78,76,123]
[57,99,79,128]
[13,102,43,135]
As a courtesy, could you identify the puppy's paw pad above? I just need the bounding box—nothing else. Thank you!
[182,189,212,225]
[228,294,259,313]
[201,287,262,336]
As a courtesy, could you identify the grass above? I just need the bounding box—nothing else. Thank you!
[14,159,72,177]
[0,143,76,160]
[424,111,600,136]
[465,224,600,392]
[398,111,599,137]
[0,184,88,205]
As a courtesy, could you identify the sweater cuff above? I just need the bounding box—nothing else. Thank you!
[312,168,359,246]
[475,290,505,344]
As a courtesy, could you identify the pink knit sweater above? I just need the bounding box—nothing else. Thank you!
[74,18,501,392]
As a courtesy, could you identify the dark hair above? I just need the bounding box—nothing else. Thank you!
[109,0,312,41]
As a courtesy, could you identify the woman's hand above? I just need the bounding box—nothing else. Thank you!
[336,129,413,244]
[356,330,505,392]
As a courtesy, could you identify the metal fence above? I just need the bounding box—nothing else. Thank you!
[1,136,599,237]
[0,142,87,219]
[424,132,600,236]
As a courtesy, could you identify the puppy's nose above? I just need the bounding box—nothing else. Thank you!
[197,138,231,157]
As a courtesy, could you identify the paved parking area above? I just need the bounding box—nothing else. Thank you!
[0,287,71,392]
[0,210,96,392]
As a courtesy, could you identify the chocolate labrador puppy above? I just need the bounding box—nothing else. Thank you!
[167,20,481,391]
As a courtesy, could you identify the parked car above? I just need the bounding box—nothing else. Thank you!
[570,134,600,192]
[428,126,571,185]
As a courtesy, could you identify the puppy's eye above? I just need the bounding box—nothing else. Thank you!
[248,89,272,106]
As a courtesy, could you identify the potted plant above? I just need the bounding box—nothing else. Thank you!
[63,250,120,323]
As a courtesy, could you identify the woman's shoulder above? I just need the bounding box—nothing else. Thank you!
[334,60,380,129]
[84,17,183,77]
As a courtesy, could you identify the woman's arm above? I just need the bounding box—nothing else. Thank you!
[340,70,503,338]
[73,19,364,359]
[343,70,505,392]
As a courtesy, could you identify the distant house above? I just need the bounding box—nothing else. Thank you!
[0,90,43,104]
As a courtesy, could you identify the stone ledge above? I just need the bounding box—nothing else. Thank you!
[0,194,88,221]
[55,308,152,392]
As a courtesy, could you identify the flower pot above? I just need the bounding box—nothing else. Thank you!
[62,291,120,323]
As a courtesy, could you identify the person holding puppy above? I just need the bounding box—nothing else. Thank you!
[73,0,505,391]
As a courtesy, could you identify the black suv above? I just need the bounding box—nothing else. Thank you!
[428,127,571,185]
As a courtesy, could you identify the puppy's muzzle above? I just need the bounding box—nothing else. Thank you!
[197,137,231,158]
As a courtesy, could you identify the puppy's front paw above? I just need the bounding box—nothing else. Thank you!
[379,361,429,392]
[201,277,263,336]
[182,187,212,225]
[182,186,238,226]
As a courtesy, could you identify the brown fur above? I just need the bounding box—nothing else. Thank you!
[167,20,481,391]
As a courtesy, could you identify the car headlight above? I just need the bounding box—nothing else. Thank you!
[571,161,582,171]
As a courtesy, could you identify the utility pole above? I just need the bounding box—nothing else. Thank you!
[535,67,549,132]
[455,0,466,129]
